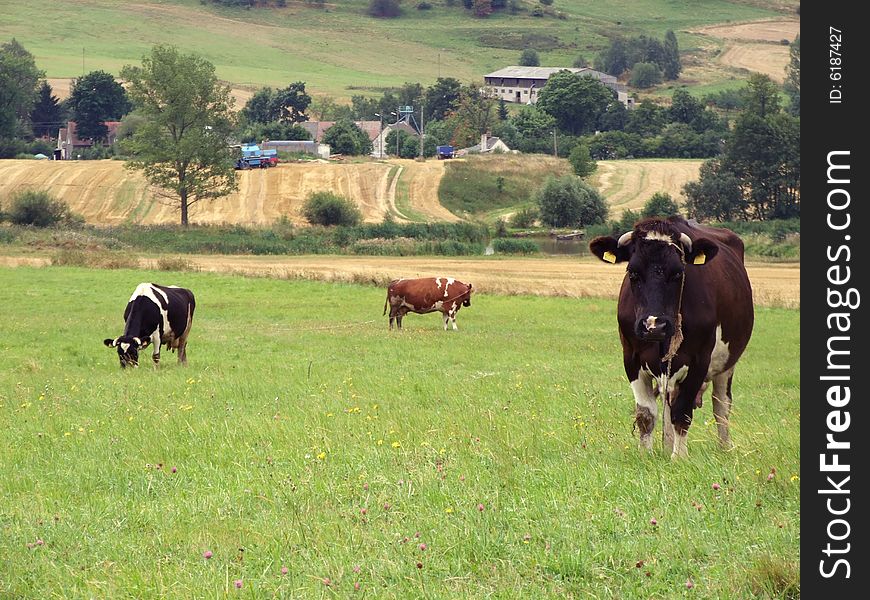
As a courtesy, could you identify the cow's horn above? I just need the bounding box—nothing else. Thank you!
[617,231,634,247]
[679,233,692,253]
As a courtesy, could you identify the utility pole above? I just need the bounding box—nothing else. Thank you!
[419,100,425,159]
[374,113,384,158]
[553,129,558,158]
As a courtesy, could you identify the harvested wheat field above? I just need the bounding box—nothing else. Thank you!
[0,159,453,225]
[47,77,256,109]
[590,159,703,217]
[692,19,799,83]
[1,254,799,308]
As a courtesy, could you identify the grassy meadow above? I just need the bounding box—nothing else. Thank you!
[0,0,792,100]
[0,265,799,598]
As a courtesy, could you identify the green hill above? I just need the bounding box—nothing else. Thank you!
[1,0,796,101]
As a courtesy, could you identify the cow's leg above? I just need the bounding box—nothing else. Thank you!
[442,312,450,331]
[449,305,459,331]
[661,400,675,455]
[669,367,707,459]
[150,331,161,365]
[711,369,735,450]
[396,308,407,330]
[629,370,657,452]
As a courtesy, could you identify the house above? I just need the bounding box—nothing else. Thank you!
[54,120,121,160]
[483,66,634,108]
[459,133,513,155]
[373,121,419,158]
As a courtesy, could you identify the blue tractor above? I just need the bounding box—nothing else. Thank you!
[234,144,279,169]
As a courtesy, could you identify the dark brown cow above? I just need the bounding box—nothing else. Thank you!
[589,216,753,458]
[383,277,473,331]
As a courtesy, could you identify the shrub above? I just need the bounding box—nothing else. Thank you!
[492,238,539,254]
[6,189,82,227]
[642,192,680,218]
[536,176,608,228]
[509,206,539,228]
[302,191,363,226]
[629,62,663,88]
[368,0,401,18]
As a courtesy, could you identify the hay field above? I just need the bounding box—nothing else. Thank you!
[590,160,704,217]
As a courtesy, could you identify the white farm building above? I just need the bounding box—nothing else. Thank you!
[483,66,633,108]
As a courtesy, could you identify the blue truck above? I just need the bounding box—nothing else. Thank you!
[234,144,279,169]
[436,145,455,159]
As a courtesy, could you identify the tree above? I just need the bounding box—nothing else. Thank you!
[0,39,43,138]
[121,45,238,227]
[629,62,663,88]
[536,71,613,135]
[537,176,608,228]
[241,83,311,125]
[424,77,461,122]
[572,54,588,68]
[642,192,680,218]
[683,160,744,222]
[368,0,401,17]
[784,35,800,116]
[624,100,667,137]
[321,119,372,155]
[69,71,131,141]
[519,49,540,67]
[507,105,555,153]
[568,142,596,178]
[385,129,417,158]
[740,73,781,119]
[240,88,280,124]
[497,98,509,121]
[662,30,681,80]
[31,81,66,138]
[473,0,493,17]
[443,84,497,148]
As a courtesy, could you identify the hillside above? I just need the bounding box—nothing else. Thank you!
[0,0,798,102]
[0,157,704,226]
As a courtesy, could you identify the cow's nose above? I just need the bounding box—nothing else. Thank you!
[637,315,671,340]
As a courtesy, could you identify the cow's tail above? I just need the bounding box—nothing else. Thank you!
[384,280,400,315]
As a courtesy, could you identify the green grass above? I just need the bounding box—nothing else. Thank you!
[439,154,571,219]
[0,266,799,598]
[0,0,792,100]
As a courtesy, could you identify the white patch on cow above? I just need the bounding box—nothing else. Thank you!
[660,364,689,407]
[151,330,162,359]
[434,300,444,310]
[120,342,130,354]
[671,431,688,459]
[706,325,731,379]
[643,316,658,331]
[643,231,675,244]
[436,278,442,289]
[443,277,455,297]
[630,372,657,412]
[130,283,171,336]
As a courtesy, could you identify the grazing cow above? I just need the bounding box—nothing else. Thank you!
[103,283,196,368]
[383,277,473,331]
[589,216,753,458]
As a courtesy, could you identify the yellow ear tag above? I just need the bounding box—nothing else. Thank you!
[603,251,617,264]
[693,252,706,265]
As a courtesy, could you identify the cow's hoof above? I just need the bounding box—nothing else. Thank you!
[639,435,653,451]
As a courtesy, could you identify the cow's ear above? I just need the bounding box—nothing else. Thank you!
[104,338,118,348]
[467,283,473,291]
[686,237,719,266]
[589,236,631,264]
[139,338,151,349]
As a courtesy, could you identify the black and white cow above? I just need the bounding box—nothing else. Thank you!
[103,283,196,368]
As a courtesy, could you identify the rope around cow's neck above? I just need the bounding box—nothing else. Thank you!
[660,266,686,403]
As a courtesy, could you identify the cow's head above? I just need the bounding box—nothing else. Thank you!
[463,283,473,307]
[589,218,719,342]
[103,336,151,368]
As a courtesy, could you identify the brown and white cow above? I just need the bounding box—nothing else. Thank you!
[589,216,753,458]
[383,277,473,331]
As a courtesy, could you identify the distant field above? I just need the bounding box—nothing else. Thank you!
[0,158,455,225]
[0,0,795,100]
[589,159,704,218]
[0,266,799,598]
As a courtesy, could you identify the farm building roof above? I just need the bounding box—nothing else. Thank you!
[484,66,616,83]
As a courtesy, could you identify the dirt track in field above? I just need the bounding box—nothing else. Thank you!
[692,19,799,83]
[590,160,703,216]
